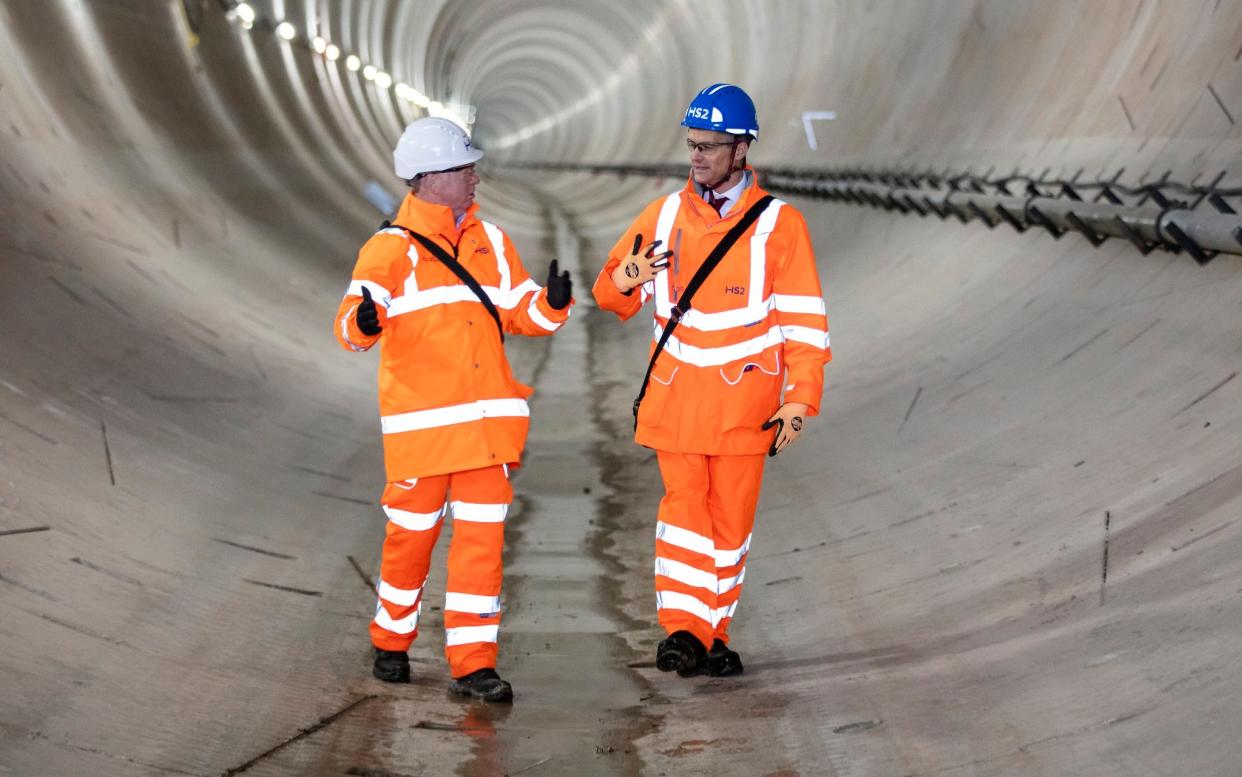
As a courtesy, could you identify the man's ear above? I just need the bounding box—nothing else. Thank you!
[733,140,749,167]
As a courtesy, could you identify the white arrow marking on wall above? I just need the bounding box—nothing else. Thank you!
[802,111,838,150]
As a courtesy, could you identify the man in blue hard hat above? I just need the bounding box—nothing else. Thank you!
[592,84,832,678]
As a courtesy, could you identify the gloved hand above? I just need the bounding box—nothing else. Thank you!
[357,287,382,336]
[546,259,572,310]
[761,402,809,457]
[610,233,673,292]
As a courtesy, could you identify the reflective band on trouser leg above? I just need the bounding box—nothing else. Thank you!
[653,452,717,648]
[706,453,766,643]
[370,475,449,651]
[443,465,513,677]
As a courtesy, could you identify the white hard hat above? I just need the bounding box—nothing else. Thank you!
[392,117,483,178]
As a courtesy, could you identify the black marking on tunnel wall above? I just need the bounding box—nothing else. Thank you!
[72,556,143,587]
[101,421,115,486]
[288,464,351,482]
[347,555,376,591]
[1118,96,1136,131]
[411,720,460,731]
[1171,520,1237,553]
[313,490,371,506]
[243,578,322,597]
[20,605,132,647]
[146,393,239,403]
[0,412,58,445]
[899,386,923,431]
[1206,83,1235,126]
[1099,511,1111,606]
[1175,371,1236,415]
[212,537,297,560]
[835,486,892,507]
[48,276,88,306]
[833,720,881,734]
[0,525,50,537]
[346,767,420,777]
[223,694,377,775]
[1115,318,1160,352]
[766,576,802,586]
[1056,329,1109,365]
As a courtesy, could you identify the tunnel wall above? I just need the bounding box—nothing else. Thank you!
[1,1,1241,775]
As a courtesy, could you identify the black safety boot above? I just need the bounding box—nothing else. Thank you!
[656,630,707,676]
[706,639,744,677]
[372,648,410,683]
[449,668,514,703]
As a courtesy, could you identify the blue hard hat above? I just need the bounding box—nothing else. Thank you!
[681,83,759,140]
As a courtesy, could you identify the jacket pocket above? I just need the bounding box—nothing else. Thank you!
[718,349,782,431]
[637,359,678,429]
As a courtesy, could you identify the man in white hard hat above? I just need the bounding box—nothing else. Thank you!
[333,117,574,703]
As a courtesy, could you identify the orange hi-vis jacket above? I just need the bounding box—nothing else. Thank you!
[335,193,572,482]
[592,169,830,455]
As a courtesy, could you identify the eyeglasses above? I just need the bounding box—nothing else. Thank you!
[686,139,736,153]
[430,163,477,175]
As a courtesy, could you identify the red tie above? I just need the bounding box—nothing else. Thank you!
[705,189,726,214]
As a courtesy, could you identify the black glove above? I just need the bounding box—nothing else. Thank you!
[545,259,572,310]
[761,417,783,457]
[357,287,382,336]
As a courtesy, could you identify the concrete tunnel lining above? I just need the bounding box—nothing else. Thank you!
[2,1,1242,775]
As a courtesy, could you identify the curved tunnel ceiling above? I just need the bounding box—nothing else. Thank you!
[2,1,1242,775]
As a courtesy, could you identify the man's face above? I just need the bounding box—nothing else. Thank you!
[425,163,479,218]
[686,129,745,187]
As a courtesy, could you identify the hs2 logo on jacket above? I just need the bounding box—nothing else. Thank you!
[724,285,746,295]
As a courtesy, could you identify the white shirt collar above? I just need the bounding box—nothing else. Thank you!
[699,170,751,217]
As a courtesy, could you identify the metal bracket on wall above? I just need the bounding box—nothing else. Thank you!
[500,161,1242,264]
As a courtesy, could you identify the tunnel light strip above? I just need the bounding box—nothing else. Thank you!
[217,2,473,131]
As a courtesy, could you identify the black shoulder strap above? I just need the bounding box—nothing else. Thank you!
[632,194,776,428]
[381,221,504,342]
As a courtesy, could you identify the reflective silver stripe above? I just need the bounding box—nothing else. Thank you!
[650,293,824,333]
[781,326,831,350]
[718,566,746,594]
[452,501,508,523]
[526,295,562,332]
[387,284,506,317]
[346,280,391,309]
[664,563,745,594]
[381,399,529,434]
[374,602,421,634]
[657,323,784,367]
[746,199,783,309]
[481,221,510,302]
[445,624,499,646]
[653,194,682,319]
[378,580,422,607]
[655,591,738,627]
[773,294,827,315]
[383,504,444,532]
[499,278,539,311]
[379,227,408,238]
[445,592,501,614]
[656,523,752,568]
[654,556,716,591]
[340,305,365,351]
[714,534,752,568]
[656,520,714,557]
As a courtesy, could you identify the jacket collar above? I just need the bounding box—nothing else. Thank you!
[394,193,480,238]
[682,165,764,221]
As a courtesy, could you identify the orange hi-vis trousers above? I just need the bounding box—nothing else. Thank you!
[369,465,512,678]
[654,452,766,649]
